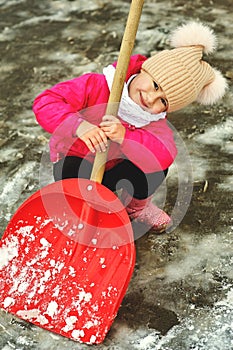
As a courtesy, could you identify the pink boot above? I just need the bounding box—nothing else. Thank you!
[121,191,172,233]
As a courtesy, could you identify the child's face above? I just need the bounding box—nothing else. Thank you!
[129,70,168,114]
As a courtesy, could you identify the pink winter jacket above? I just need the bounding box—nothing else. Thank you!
[33,55,177,173]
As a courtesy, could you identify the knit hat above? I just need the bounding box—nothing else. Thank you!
[142,21,227,112]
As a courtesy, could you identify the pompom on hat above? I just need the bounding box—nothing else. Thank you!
[142,21,228,112]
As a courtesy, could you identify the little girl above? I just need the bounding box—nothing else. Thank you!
[33,21,227,233]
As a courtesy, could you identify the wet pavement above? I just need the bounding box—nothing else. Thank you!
[0,0,233,349]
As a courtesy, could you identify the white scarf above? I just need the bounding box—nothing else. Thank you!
[103,64,166,128]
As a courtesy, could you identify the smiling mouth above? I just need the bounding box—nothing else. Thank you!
[140,92,148,109]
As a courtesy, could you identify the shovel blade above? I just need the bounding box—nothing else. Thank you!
[0,179,135,344]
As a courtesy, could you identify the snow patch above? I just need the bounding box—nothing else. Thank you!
[0,162,36,206]
[40,237,51,248]
[194,117,233,151]
[69,266,76,277]
[90,335,97,343]
[40,218,53,228]
[79,291,92,302]
[38,270,52,294]
[3,297,15,308]
[52,286,60,297]
[17,309,49,326]
[0,236,19,269]
[91,238,97,245]
[84,319,99,329]
[163,234,227,282]
[18,281,30,293]
[135,333,158,349]
[62,316,78,332]
[17,225,35,240]
[71,329,85,339]
[46,301,58,318]
[99,257,106,268]
[40,238,52,259]
[49,259,65,273]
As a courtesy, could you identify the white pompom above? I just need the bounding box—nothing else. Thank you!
[197,69,228,105]
[170,21,217,54]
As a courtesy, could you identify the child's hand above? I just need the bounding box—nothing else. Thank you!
[100,115,126,144]
[76,120,108,153]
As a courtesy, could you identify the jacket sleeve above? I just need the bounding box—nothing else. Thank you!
[120,119,177,172]
[32,74,98,137]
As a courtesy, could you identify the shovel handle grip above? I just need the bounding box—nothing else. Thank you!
[90,0,144,183]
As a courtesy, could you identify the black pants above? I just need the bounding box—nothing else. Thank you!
[53,156,168,200]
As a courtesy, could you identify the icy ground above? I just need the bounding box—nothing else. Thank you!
[0,0,233,349]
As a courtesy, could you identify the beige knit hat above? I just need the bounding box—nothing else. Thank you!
[142,21,227,112]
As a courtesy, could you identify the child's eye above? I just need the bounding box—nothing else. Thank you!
[161,98,167,108]
[153,81,159,90]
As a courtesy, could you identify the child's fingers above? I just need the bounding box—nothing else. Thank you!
[98,129,108,146]
[84,137,103,153]
[92,133,107,153]
[83,129,108,153]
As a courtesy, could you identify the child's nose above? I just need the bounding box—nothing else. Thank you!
[147,91,157,105]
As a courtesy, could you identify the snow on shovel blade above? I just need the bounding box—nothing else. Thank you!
[0,179,135,344]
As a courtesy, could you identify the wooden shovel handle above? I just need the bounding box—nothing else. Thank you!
[90,0,144,183]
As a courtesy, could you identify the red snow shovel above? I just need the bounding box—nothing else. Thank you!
[0,0,144,345]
